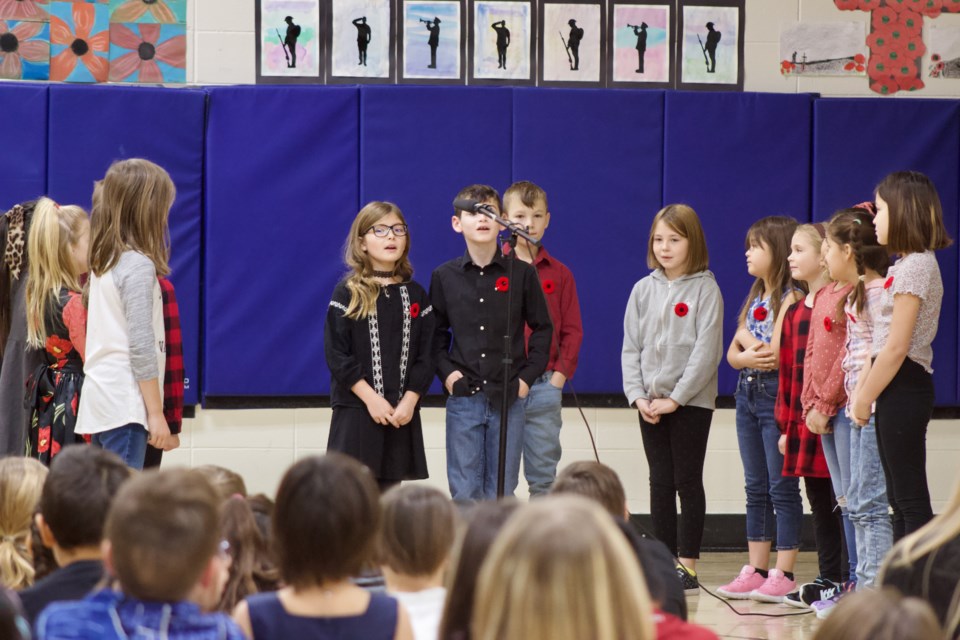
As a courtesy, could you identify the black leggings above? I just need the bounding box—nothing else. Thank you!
[639,406,712,559]
[875,357,934,541]
[804,475,845,583]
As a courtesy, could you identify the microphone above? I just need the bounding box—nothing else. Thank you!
[452,197,497,213]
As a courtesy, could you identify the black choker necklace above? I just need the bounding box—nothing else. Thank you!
[372,270,395,278]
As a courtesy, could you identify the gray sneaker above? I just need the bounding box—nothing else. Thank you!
[676,564,700,595]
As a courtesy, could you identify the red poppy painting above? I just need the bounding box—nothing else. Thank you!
[0,19,49,80]
[0,0,48,21]
[50,1,110,82]
[109,22,185,83]
[109,0,186,24]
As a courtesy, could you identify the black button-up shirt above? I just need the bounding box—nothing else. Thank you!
[430,249,553,406]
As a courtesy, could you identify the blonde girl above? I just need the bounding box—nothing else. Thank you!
[0,457,48,589]
[621,203,723,592]
[719,216,804,602]
[24,197,89,464]
[76,158,178,469]
[325,202,435,491]
[471,495,656,640]
[851,171,951,539]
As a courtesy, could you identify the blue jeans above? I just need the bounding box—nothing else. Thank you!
[822,412,857,584]
[446,392,525,503]
[522,372,563,497]
[735,371,802,550]
[91,423,147,470]
[848,416,893,588]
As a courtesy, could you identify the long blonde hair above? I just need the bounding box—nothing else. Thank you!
[343,202,413,320]
[25,198,89,348]
[0,457,48,589]
[89,158,174,277]
[471,496,656,640]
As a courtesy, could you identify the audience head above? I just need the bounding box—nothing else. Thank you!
[439,500,520,640]
[104,468,224,603]
[194,464,247,501]
[217,495,280,612]
[0,457,48,589]
[273,454,380,589]
[812,588,942,640]
[245,493,274,546]
[472,496,655,640]
[379,485,458,580]
[552,461,628,521]
[38,446,132,553]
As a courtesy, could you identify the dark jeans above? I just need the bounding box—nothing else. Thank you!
[804,475,844,583]
[875,357,934,540]
[639,405,713,559]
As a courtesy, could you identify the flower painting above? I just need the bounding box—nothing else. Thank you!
[0,20,49,80]
[109,0,186,24]
[50,1,110,82]
[0,0,48,22]
[109,22,185,82]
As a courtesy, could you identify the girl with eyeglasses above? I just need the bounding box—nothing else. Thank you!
[324,202,434,492]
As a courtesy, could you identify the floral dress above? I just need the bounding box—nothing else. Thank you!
[27,287,86,464]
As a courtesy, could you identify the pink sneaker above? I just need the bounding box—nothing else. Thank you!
[716,565,768,599]
[750,569,797,603]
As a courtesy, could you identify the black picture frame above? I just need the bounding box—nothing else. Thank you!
[468,0,537,86]
[606,0,674,89]
[325,0,398,84]
[256,0,325,84]
[537,0,606,87]
[398,0,467,84]
[676,0,744,91]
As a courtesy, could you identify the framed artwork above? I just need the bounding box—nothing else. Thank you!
[468,0,534,85]
[256,0,323,83]
[109,22,186,83]
[399,0,465,83]
[607,0,673,88]
[779,22,866,77]
[677,0,743,91]
[0,0,48,21]
[538,0,604,86]
[50,1,111,83]
[929,25,960,79]
[0,20,49,80]
[327,0,395,83]
[108,0,187,24]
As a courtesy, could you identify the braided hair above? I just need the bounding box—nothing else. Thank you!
[826,208,890,318]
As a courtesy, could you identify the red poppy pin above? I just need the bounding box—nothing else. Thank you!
[674,302,689,317]
[884,276,894,289]
[495,277,509,292]
[753,306,768,321]
[409,302,420,318]
[542,279,556,295]
[824,316,833,332]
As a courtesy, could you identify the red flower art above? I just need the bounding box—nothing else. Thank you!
[872,6,898,28]
[109,23,185,83]
[675,303,689,317]
[542,279,556,294]
[824,316,833,332]
[753,306,768,321]
[409,302,420,318]
[835,0,862,9]
[884,276,894,289]
[860,0,882,8]
[50,2,110,82]
[495,277,509,292]
[920,0,943,17]
[38,426,51,453]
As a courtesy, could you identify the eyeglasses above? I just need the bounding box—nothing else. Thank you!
[365,224,408,238]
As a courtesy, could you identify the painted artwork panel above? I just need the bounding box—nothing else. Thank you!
[779,22,866,76]
[0,20,49,79]
[109,22,185,82]
[542,2,600,82]
[109,0,186,24]
[474,0,530,80]
[50,1,110,82]
[260,0,320,78]
[612,3,669,83]
[331,0,391,78]
[0,0,48,21]
[403,1,460,79]
[680,4,737,85]
[930,25,960,79]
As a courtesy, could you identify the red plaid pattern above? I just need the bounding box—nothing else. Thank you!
[159,278,184,435]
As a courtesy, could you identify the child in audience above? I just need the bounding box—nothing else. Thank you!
[36,468,242,639]
[217,495,280,613]
[326,202,434,491]
[0,457,48,590]
[19,446,131,626]
[1,589,31,640]
[438,500,519,640]
[720,216,804,602]
[777,223,845,608]
[77,158,180,467]
[622,203,723,594]
[503,181,583,497]
[431,184,552,502]
[379,485,458,640]
[852,171,952,539]
[234,454,413,640]
[812,588,942,640]
[24,197,89,463]
[471,496,656,640]
[196,464,248,501]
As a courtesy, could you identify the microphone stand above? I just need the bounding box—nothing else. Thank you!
[474,204,541,499]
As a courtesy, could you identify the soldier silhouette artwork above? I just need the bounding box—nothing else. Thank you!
[424,17,441,68]
[283,16,301,68]
[353,17,372,66]
[705,21,721,73]
[567,19,583,70]
[492,20,510,69]
[633,22,647,73]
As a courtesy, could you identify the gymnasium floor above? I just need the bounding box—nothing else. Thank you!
[689,552,822,640]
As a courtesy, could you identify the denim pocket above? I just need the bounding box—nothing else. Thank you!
[759,378,779,401]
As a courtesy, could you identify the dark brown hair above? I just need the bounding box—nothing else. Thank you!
[552,461,627,521]
[503,181,548,211]
[273,454,380,589]
[876,171,951,255]
[105,469,220,602]
[217,495,280,612]
[454,184,501,218]
[379,485,458,577]
[826,209,890,317]
[647,204,710,275]
[738,216,799,325]
[40,446,132,550]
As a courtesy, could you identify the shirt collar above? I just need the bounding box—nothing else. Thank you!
[460,248,508,271]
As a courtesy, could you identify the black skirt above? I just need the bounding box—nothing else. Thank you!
[327,405,428,481]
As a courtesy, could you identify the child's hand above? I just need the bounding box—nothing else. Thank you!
[851,398,871,426]
[518,379,530,398]
[635,399,659,424]
[650,398,679,417]
[739,343,776,370]
[365,395,395,426]
[146,413,172,449]
[549,371,567,390]
[445,371,464,395]
[390,394,418,428]
[778,434,786,455]
[163,434,181,452]
[805,409,831,435]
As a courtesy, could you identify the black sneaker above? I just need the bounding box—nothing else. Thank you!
[676,564,700,595]
[784,577,841,609]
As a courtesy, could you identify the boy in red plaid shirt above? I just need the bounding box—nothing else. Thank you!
[143,277,184,469]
